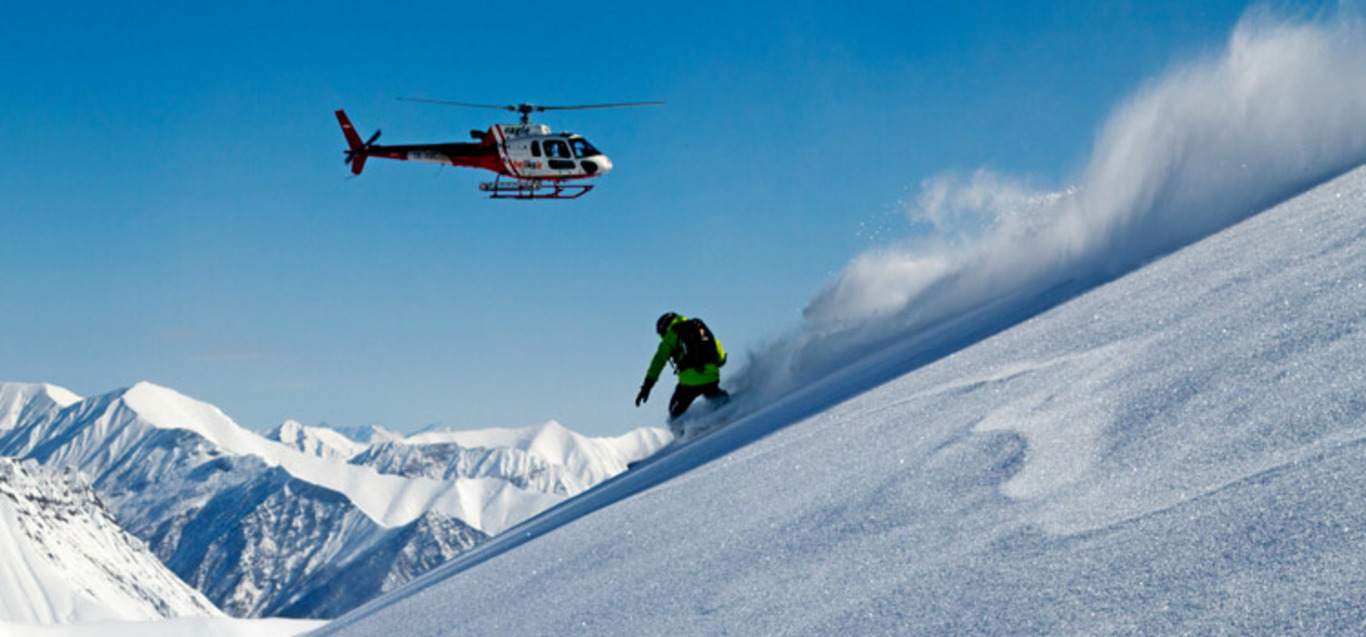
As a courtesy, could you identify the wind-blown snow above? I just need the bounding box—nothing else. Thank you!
[734,11,1366,415]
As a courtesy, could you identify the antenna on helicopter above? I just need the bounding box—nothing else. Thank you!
[397,97,665,124]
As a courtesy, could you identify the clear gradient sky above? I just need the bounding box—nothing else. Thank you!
[1,1,1261,436]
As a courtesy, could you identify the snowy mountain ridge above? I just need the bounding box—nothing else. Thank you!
[350,421,671,496]
[0,383,78,432]
[0,457,220,625]
[267,420,368,461]
[0,383,665,619]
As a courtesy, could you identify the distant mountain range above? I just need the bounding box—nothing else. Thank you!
[0,382,668,619]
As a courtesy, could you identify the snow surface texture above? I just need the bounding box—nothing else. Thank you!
[0,385,666,619]
[317,148,1366,637]
[316,13,1366,636]
[0,458,219,624]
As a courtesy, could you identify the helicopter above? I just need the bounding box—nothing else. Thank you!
[334,98,663,199]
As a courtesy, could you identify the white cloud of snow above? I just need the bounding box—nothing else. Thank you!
[730,9,1366,410]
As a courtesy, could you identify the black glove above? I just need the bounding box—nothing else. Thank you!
[635,381,654,406]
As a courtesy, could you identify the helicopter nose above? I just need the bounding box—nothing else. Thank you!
[582,156,612,175]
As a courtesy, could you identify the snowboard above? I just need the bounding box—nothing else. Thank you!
[626,397,738,471]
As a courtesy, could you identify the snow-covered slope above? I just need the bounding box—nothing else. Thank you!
[314,13,1366,634]
[316,155,1366,637]
[0,458,220,624]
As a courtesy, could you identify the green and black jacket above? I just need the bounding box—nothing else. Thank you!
[644,315,726,387]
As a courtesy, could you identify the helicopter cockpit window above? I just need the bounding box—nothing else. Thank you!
[531,141,542,157]
[543,140,570,159]
[570,139,601,158]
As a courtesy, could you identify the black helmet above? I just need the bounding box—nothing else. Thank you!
[656,312,679,336]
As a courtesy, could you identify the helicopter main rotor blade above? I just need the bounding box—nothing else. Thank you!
[397,98,664,113]
[534,101,667,111]
[396,97,518,112]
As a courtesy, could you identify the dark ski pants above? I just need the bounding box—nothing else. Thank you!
[668,382,729,420]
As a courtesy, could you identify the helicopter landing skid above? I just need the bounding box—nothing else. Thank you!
[479,177,593,200]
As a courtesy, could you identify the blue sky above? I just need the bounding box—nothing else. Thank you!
[0,1,1258,436]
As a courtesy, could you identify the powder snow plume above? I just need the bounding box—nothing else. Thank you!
[729,9,1366,409]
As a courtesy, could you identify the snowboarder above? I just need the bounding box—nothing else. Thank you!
[635,312,729,430]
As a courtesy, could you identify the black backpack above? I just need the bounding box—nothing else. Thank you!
[671,318,720,372]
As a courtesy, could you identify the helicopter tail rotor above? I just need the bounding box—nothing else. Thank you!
[335,109,380,175]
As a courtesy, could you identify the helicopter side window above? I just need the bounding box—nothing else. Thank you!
[542,140,576,170]
[531,141,542,157]
[570,139,601,158]
[543,140,570,159]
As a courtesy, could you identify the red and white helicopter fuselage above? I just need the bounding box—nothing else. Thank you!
[336,110,613,199]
